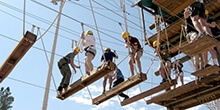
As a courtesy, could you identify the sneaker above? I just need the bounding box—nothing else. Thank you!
[124,96,129,101]
[165,87,171,91]
[63,84,68,88]
[160,79,166,84]
[204,64,211,68]
[86,71,90,75]
[58,86,63,91]
[102,90,105,94]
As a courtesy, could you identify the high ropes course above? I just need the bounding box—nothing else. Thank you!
[0,0,220,110]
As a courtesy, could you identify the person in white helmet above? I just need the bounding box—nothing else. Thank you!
[57,46,81,91]
[81,30,96,75]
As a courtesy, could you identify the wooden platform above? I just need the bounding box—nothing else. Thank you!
[92,72,147,105]
[57,61,116,100]
[0,31,37,83]
[180,36,220,57]
[191,65,220,77]
[152,0,195,16]
[146,72,220,110]
[121,79,177,106]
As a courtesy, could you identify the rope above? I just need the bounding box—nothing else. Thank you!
[38,28,59,94]
[158,7,170,52]
[35,0,66,41]
[23,0,26,35]
[89,0,106,61]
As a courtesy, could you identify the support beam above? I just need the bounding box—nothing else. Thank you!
[0,31,37,83]
[180,36,220,56]
[146,73,220,104]
[57,61,116,100]
[191,65,220,77]
[121,79,177,106]
[152,0,195,16]
[92,72,147,105]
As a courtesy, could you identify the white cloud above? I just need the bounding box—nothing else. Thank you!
[69,96,92,105]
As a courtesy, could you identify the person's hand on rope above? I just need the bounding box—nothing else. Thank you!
[80,31,85,40]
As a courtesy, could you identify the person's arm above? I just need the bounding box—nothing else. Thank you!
[80,31,85,46]
[70,60,80,74]
[114,51,118,59]
[207,21,216,28]
[184,7,190,19]
[112,70,119,81]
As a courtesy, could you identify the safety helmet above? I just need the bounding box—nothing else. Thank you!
[153,40,160,47]
[205,10,209,15]
[122,31,130,39]
[105,47,111,51]
[74,46,80,53]
[86,30,93,35]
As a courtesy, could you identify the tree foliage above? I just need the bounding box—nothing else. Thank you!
[0,87,14,110]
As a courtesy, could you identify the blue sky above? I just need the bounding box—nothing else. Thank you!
[0,0,210,110]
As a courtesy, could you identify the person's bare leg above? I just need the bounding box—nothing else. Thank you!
[129,59,134,76]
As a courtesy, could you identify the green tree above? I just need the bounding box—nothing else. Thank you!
[0,87,14,110]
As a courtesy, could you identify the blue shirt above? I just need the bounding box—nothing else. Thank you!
[101,50,116,62]
[116,68,124,79]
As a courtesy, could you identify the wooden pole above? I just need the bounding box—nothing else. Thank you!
[42,1,64,110]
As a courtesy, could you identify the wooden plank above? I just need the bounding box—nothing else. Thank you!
[0,31,37,83]
[120,79,177,106]
[57,61,117,100]
[153,0,195,16]
[180,36,220,57]
[131,0,142,7]
[146,73,220,104]
[92,72,147,105]
[191,65,220,77]
[173,87,220,109]
[163,82,220,107]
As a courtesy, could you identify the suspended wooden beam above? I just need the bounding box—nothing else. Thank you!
[146,73,220,105]
[57,61,116,100]
[163,82,220,108]
[180,36,220,57]
[121,79,176,106]
[131,0,142,7]
[152,0,195,16]
[0,31,37,83]
[191,65,220,77]
[173,84,220,109]
[92,72,147,105]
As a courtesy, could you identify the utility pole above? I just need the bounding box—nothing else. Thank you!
[42,0,64,110]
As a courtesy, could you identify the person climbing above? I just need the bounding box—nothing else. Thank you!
[153,41,171,84]
[190,0,213,37]
[112,68,129,100]
[206,10,220,66]
[57,46,81,91]
[122,31,143,76]
[173,60,184,89]
[101,47,118,93]
[80,30,96,75]
[184,6,204,71]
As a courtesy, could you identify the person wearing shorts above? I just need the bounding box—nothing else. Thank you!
[81,30,96,75]
[190,0,213,37]
[122,31,143,76]
[101,47,118,93]
[153,41,171,84]
[173,60,184,89]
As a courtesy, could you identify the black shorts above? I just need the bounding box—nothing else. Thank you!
[190,2,206,19]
